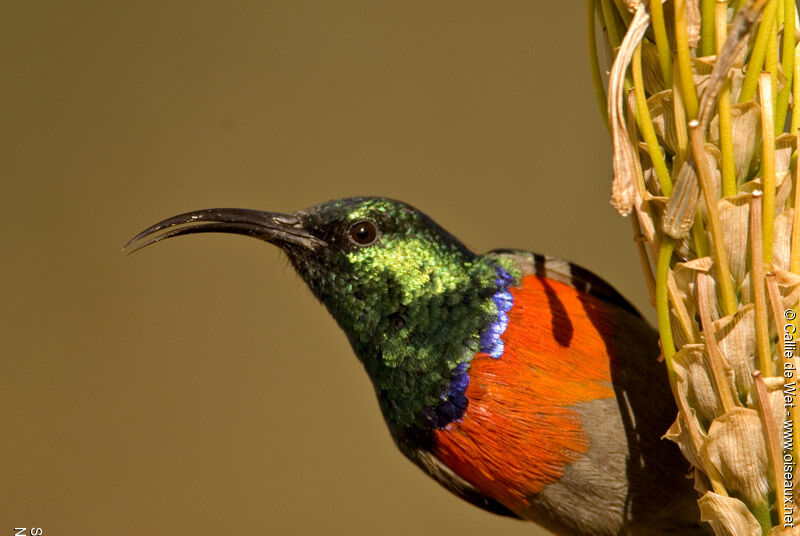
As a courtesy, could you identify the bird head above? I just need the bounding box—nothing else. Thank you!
[125,197,503,430]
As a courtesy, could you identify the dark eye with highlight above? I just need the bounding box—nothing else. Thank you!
[348,220,379,246]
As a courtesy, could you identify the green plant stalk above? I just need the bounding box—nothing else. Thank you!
[587,0,610,132]
[674,0,700,118]
[656,238,677,377]
[750,194,773,375]
[650,0,673,87]
[691,217,710,257]
[782,0,796,76]
[700,0,716,56]
[600,0,622,50]
[716,1,737,196]
[759,73,776,264]
[633,44,673,194]
[766,9,779,105]
[776,0,796,135]
[689,124,738,316]
[611,0,633,25]
[672,61,691,163]
[776,80,792,137]
[793,45,800,134]
[739,0,779,103]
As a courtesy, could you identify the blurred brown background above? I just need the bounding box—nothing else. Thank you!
[3,2,647,535]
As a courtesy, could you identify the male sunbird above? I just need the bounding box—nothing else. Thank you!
[125,197,707,535]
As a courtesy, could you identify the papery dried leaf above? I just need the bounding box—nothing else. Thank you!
[701,408,770,504]
[621,0,641,11]
[709,102,761,184]
[693,57,716,75]
[776,167,794,212]
[772,267,800,308]
[718,193,752,284]
[663,150,718,238]
[673,344,724,421]
[740,271,753,305]
[664,405,706,470]
[697,144,722,216]
[776,133,797,181]
[685,0,701,48]
[712,304,756,396]
[774,209,794,270]
[673,258,714,323]
[696,1,770,126]
[648,90,679,154]
[663,161,701,238]
[698,492,761,536]
[762,376,785,444]
[609,6,650,215]
[670,311,690,349]
[641,41,665,95]
[699,268,721,322]
[682,257,715,272]
[635,203,656,242]
[672,265,698,326]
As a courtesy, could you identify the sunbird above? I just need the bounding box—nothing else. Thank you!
[125,197,707,535]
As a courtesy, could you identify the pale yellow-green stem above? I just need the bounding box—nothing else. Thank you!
[689,123,738,316]
[793,45,800,134]
[739,0,779,103]
[632,45,672,194]
[599,0,622,50]
[766,7,779,105]
[587,0,610,132]
[649,0,673,87]
[611,0,633,25]
[776,2,797,135]
[670,65,710,255]
[775,84,792,138]
[655,238,676,376]
[700,0,716,56]
[782,0,796,76]
[674,0,700,118]
[750,193,774,376]
[716,1,737,196]
[671,62,690,164]
[759,73,776,264]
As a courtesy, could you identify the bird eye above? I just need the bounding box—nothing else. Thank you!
[348,220,379,246]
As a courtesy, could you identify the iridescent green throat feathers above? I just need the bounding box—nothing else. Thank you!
[125,197,515,436]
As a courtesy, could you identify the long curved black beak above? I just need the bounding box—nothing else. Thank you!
[122,208,326,254]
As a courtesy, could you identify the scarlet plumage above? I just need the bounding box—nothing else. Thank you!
[434,274,617,509]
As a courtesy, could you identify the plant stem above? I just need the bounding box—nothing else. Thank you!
[689,123,738,316]
[739,0,779,103]
[674,0,700,119]
[750,192,773,375]
[759,73,776,264]
[701,0,716,56]
[650,0,673,87]
[633,44,673,194]
[656,238,677,376]
[793,45,800,134]
[600,0,622,50]
[716,1,737,196]
[587,0,610,132]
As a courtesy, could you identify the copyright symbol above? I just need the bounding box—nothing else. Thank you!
[786,309,796,320]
